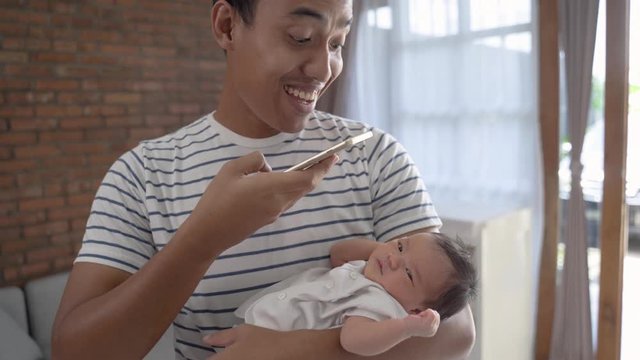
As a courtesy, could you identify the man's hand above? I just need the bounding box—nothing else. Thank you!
[203,324,291,360]
[403,309,440,338]
[182,151,337,259]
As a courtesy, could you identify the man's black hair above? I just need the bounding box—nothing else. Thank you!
[425,233,478,321]
[212,0,257,25]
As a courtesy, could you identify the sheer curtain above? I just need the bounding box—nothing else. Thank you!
[339,0,539,206]
[329,0,542,355]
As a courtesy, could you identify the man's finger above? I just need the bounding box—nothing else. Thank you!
[203,327,239,348]
[225,151,270,175]
[271,154,339,190]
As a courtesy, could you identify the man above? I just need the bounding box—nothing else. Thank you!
[52,0,475,359]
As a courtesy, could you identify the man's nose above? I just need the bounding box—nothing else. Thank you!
[302,45,332,83]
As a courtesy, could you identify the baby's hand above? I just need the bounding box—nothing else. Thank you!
[403,309,440,337]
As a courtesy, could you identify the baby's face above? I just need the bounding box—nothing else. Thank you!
[363,233,454,314]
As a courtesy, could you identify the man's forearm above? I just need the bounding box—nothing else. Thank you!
[53,223,221,359]
[214,306,474,360]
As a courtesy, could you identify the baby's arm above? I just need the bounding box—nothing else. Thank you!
[330,238,378,267]
[340,309,440,356]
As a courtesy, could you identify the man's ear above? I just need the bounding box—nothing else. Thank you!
[211,1,237,51]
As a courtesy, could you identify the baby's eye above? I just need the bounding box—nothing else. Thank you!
[397,241,404,252]
[406,268,414,282]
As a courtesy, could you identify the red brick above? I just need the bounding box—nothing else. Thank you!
[36,79,80,91]
[0,50,28,62]
[26,245,72,263]
[59,117,103,129]
[38,130,83,142]
[19,196,65,211]
[168,103,201,115]
[53,40,78,52]
[4,64,53,77]
[129,127,165,140]
[0,106,34,117]
[32,51,76,63]
[51,232,83,246]
[71,218,86,232]
[104,93,142,104]
[83,105,126,116]
[48,205,90,221]
[36,105,83,117]
[1,238,41,255]
[3,267,21,282]
[66,193,94,207]
[61,142,109,154]
[14,144,61,158]
[2,159,38,172]
[20,262,50,277]
[10,117,58,131]
[0,253,25,267]
[0,131,37,144]
[23,220,69,238]
[0,148,11,160]
[0,210,47,228]
[0,175,15,188]
[57,92,102,104]
[6,91,55,105]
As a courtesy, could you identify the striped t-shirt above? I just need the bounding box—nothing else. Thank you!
[76,110,441,359]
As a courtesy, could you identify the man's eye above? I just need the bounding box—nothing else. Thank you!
[290,35,311,44]
[330,42,344,51]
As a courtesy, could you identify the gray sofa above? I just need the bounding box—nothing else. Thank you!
[0,272,174,360]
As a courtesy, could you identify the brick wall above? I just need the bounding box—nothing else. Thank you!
[0,0,225,286]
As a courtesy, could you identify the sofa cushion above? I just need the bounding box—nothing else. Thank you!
[24,272,69,360]
[0,286,29,333]
[0,307,43,360]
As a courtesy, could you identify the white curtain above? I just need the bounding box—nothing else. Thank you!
[340,0,539,206]
[551,0,600,359]
[330,1,542,355]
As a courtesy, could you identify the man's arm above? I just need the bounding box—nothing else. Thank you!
[52,153,337,359]
[206,304,475,360]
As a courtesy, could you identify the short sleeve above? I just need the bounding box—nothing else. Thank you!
[367,131,442,241]
[75,145,155,273]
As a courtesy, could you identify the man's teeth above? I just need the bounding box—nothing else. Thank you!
[284,86,318,102]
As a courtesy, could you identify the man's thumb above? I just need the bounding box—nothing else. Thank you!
[203,327,239,347]
[226,151,271,175]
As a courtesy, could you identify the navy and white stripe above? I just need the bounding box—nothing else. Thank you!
[76,110,441,359]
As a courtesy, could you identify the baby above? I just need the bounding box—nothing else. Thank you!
[235,232,477,356]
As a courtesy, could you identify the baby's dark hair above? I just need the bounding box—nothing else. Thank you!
[425,233,477,320]
[212,0,257,25]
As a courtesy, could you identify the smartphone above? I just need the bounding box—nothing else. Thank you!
[284,131,373,172]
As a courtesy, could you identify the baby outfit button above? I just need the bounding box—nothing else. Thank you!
[277,292,287,300]
[325,281,334,289]
[349,272,358,280]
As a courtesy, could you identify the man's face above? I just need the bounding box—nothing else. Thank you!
[224,0,353,137]
[364,233,455,314]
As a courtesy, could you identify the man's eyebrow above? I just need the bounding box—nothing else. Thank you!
[289,7,353,28]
